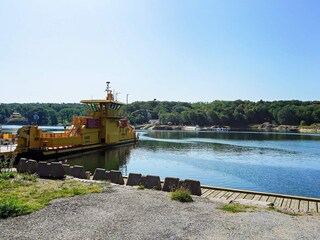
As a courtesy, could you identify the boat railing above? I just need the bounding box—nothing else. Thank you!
[72,116,89,125]
[40,133,69,138]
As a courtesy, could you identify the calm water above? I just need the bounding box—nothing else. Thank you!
[58,130,320,198]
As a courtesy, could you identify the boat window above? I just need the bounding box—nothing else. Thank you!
[109,103,116,110]
[108,103,122,110]
[88,103,100,112]
[102,104,106,114]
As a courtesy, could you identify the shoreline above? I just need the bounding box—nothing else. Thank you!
[1,183,319,240]
[138,124,320,134]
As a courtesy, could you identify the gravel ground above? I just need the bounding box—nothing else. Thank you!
[1,184,319,240]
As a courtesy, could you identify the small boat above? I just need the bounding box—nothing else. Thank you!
[14,82,138,160]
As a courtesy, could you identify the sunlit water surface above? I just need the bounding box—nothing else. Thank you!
[58,130,320,198]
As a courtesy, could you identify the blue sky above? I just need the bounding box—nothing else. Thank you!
[0,0,319,103]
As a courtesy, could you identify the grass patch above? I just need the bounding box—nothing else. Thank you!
[0,173,103,218]
[0,199,34,218]
[21,173,38,182]
[137,184,145,190]
[170,189,193,202]
[0,172,16,180]
[268,207,302,216]
[218,203,256,213]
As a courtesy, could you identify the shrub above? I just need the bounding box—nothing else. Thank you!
[170,189,193,202]
[0,153,16,172]
[137,184,145,190]
[0,199,33,219]
[0,172,16,180]
[21,173,38,182]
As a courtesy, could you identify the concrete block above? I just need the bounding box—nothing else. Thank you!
[92,168,108,180]
[62,164,70,175]
[107,170,124,185]
[17,158,28,173]
[69,165,86,179]
[145,175,161,190]
[50,162,65,179]
[126,173,142,186]
[37,162,51,178]
[85,171,91,180]
[163,177,179,192]
[179,179,202,196]
[139,176,147,187]
[26,159,38,174]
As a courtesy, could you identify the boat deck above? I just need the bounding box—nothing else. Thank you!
[200,185,320,213]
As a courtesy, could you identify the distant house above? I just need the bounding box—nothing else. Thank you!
[148,119,160,124]
[5,111,28,125]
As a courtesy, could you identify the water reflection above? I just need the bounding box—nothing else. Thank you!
[144,130,320,141]
[57,145,134,175]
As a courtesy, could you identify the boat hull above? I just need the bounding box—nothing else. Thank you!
[17,139,137,161]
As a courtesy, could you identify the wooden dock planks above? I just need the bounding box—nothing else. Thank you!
[290,199,300,212]
[200,186,320,213]
[299,200,309,212]
[227,192,241,201]
[202,189,215,198]
[252,194,262,201]
[309,202,318,213]
[210,190,228,200]
[267,196,276,203]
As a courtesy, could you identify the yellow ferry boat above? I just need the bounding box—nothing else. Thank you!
[13,82,138,160]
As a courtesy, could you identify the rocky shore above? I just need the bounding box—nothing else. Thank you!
[251,123,320,133]
[139,123,320,133]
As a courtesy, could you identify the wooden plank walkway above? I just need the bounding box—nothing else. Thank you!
[200,185,320,213]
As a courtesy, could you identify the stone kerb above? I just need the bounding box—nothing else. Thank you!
[93,168,108,181]
[17,158,38,174]
[126,173,142,186]
[106,170,124,185]
[17,159,203,195]
[17,158,28,173]
[69,165,87,179]
[145,175,161,190]
[26,160,38,174]
[50,162,65,179]
[17,159,91,180]
[163,177,179,192]
[35,162,64,179]
[179,179,202,196]
[139,176,147,187]
[37,162,51,178]
[62,164,71,175]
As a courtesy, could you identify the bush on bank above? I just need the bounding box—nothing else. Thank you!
[170,188,193,202]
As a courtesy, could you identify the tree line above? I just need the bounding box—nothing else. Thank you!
[0,100,320,127]
[127,100,320,127]
[0,103,88,126]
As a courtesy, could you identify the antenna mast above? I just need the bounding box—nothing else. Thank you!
[105,82,113,100]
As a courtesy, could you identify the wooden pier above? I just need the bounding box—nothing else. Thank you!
[200,185,320,213]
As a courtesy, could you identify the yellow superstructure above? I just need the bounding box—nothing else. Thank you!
[15,82,137,159]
